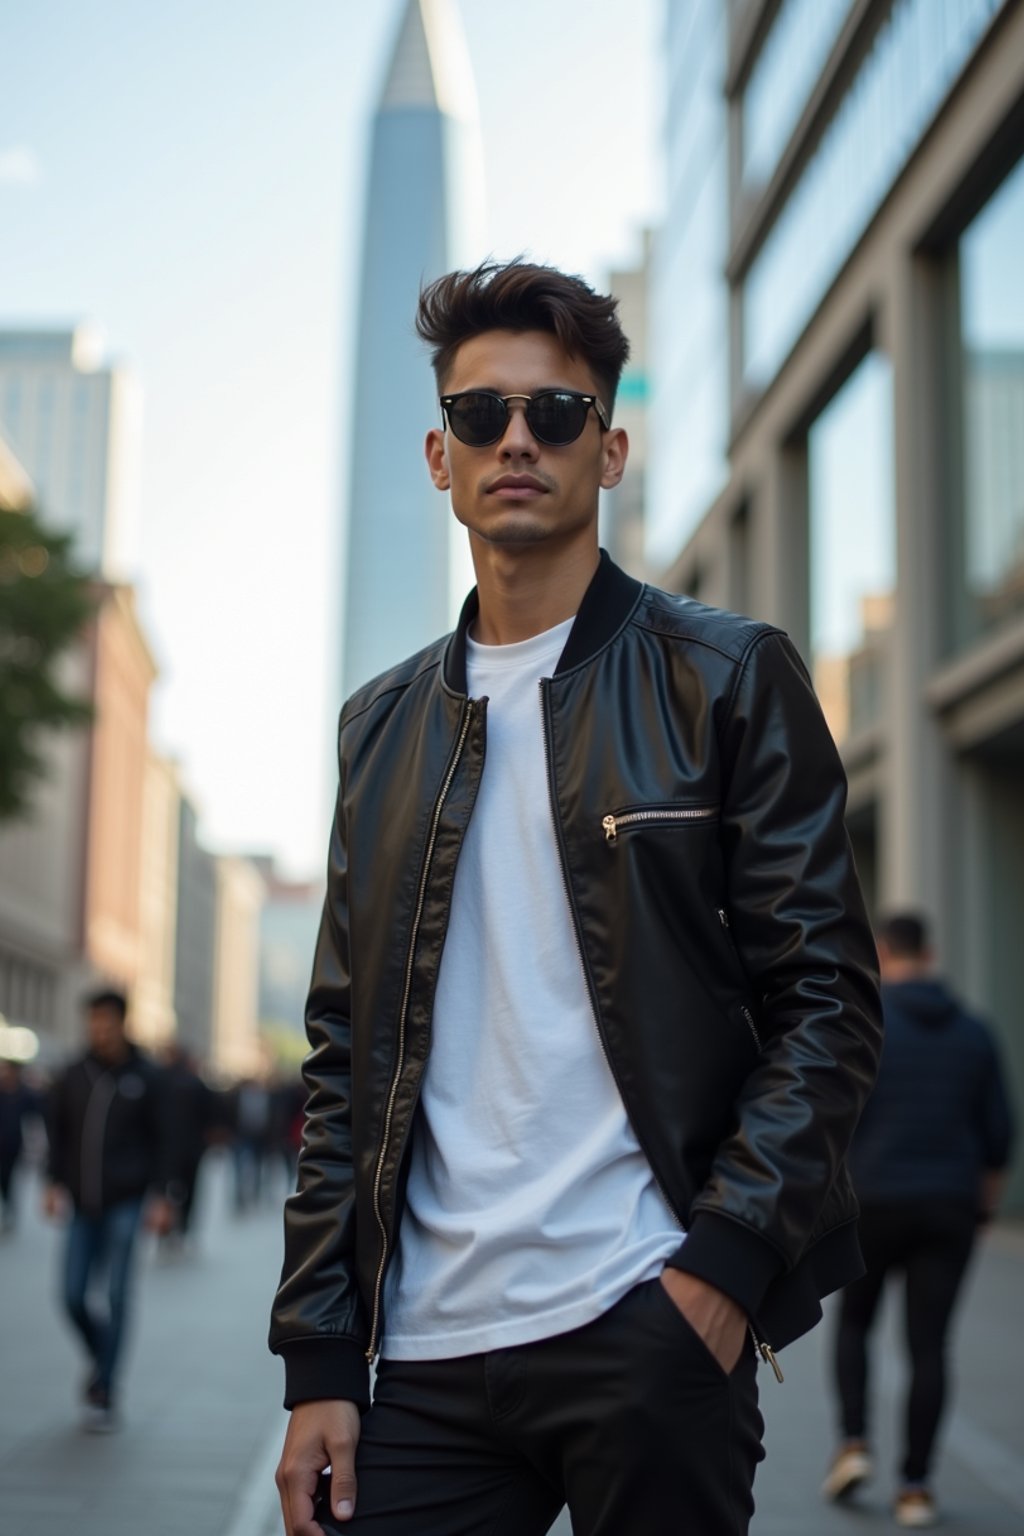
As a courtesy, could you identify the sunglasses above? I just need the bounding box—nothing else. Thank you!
[439,390,610,447]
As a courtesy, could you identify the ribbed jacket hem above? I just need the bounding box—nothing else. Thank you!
[663,1210,785,1318]
[278,1337,371,1412]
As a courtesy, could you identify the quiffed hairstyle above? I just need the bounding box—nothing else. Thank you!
[877,912,929,958]
[84,986,128,1022]
[416,260,631,413]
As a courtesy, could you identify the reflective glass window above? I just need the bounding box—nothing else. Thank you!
[743,0,1006,391]
[741,0,852,190]
[957,155,1024,642]
[648,0,729,566]
[808,353,895,745]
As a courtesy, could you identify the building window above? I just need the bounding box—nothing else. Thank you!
[808,352,895,745]
[956,154,1024,644]
[742,0,1006,392]
[741,0,853,192]
[648,0,730,566]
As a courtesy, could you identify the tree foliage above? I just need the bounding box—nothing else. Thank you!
[0,505,96,823]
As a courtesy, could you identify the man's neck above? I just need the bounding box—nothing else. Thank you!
[469,538,600,647]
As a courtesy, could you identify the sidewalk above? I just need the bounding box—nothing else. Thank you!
[2,1154,1021,1535]
[751,1220,1024,1534]
[0,1149,290,1536]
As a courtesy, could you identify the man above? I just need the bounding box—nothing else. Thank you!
[45,987,174,1430]
[271,260,882,1536]
[160,1042,216,1248]
[824,912,1014,1528]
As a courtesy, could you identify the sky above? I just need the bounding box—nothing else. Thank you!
[0,0,663,878]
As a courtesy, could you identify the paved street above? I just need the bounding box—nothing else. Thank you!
[2,1152,1022,1536]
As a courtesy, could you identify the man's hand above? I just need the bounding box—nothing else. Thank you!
[659,1268,747,1375]
[144,1195,176,1236]
[42,1183,67,1222]
[276,1399,362,1536]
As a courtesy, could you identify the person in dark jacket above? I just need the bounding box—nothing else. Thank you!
[160,1043,216,1246]
[44,987,174,1429]
[823,912,1015,1528]
[270,261,882,1536]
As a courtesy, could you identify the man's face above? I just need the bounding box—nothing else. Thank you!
[86,1004,127,1062]
[425,329,627,553]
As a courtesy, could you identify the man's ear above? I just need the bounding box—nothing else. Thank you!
[599,427,628,491]
[425,428,450,491]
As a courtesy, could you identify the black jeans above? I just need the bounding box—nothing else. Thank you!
[316,1278,765,1535]
[834,1201,977,1483]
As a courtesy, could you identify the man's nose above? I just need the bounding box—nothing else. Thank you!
[498,400,539,456]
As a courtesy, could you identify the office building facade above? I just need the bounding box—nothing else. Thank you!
[651,0,1024,1201]
[0,327,141,578]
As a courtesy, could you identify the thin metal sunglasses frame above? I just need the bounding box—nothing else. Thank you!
[439,388,611,446]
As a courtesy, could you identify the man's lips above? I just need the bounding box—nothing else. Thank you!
[485,475,549,499]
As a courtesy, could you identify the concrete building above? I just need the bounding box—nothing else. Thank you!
[0,327,141,578]
[211,855,265,1078]
[650,0,1024,1202]
[134,751,182,1050]
[340,0,483,701]
[82,584,158,991]
[249,857,324,1039]
[603,234,654,578]
[0,582,156,1062]
[173,796,218,1064]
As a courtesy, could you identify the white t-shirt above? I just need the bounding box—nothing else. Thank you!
[381,615,683,1360]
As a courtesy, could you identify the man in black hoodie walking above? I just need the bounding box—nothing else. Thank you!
[45,988,175,1430]
[823,913,1015,1528]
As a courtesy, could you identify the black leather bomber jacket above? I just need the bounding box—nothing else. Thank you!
[269,553,883,1410]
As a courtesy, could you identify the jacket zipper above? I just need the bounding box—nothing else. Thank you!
[749,1324,785,1382]
[716,909,762,1052]
[364,699,475,1363]
[603,806,717,842]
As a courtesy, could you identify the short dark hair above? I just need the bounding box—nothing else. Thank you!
[416,260,631,413]
[84,986,128,1022]
[877,912,929,958]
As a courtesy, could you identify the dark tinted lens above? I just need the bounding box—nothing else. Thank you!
[447,393,506,445]
[526,392,588,444]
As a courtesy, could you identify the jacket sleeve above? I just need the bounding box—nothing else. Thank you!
[675,629,883,1317]
[268,744,371,1411]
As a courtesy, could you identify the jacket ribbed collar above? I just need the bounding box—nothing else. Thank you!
[442,550,644,694]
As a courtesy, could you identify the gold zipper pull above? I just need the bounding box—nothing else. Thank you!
[758,1340,784,1383]
[602,815,618,843]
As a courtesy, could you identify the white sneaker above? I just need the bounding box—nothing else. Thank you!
[81,1401,118,1434]
[822,1442,873,1501]
[894,1487,937,1527]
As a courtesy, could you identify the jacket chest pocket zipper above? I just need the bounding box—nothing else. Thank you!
[602,805,718,842]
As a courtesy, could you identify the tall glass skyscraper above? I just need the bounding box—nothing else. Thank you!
[340,0,483,701]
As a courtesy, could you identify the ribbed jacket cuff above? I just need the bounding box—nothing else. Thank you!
[664,1211,786,1319]
[278,1337,371,1412]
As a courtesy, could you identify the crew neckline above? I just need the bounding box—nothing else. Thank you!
[466,614,575,669]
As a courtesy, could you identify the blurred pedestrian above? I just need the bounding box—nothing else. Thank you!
[0,1057,43,1233]
[230,1074,273,1212]
[44,987,175,1431]
[823,912,1015,1528]
[270,1071,306,1190]
[161,1042,216,1249]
